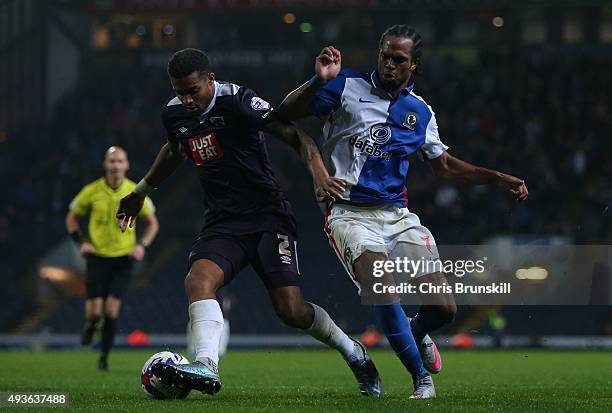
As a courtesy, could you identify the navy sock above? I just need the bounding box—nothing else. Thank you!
[100,317,116,356]
[85,317,99,332]
[372,303,427,380]
[410,305,455,342]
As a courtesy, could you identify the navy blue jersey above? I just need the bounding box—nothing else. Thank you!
[162,81,294,228]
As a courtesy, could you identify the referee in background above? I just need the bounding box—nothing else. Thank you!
[65,146,159,370]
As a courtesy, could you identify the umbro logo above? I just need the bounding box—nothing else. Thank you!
[359,98,375,103]
[178,127,188,134]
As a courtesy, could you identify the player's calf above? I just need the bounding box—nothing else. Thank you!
[80,317,100,346]
[411,275,456,375]
[410,304,456,374]
[372,303,429,382]
[189,299,224,365]
[269,290,313,330]
[99,317,117,370]
[271,287,383,397]
[413,272,457,338]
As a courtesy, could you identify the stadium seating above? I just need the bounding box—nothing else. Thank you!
[3,46,611,336]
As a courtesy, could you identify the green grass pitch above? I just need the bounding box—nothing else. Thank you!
[0,349,610,412]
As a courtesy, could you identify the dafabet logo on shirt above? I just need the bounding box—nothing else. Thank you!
[369,124,392,145]
[349,123,393,161]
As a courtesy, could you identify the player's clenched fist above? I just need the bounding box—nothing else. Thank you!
[316,46,342,81]
[499,175,529,202]
[116,192,145,231]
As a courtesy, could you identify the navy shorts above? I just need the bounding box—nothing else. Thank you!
[85,255,134,299]
[188,215,301,289]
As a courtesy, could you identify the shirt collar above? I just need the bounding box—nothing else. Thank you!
[103,177,124,192]
[198,81,219,119]
[370,70,414,99]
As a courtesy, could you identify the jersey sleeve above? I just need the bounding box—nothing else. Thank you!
[161,105,178,144]
[310,70,348,117]
[138,196,156,217]
[420,109,449,159]
[69,185,92,216]
[234,87,274,130]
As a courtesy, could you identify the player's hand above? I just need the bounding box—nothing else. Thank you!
[79,242,95,257]
[315,177,346,202]
[315,46,342,81]
[499,175,529,202]
[129,244,145,261]
[117,192,145,232]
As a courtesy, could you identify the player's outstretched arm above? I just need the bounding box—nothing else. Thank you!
[428,151,529,201]
[276,46,341,121]
[117,142,185,231]
[141,141,186,188]
[264,120,345,202]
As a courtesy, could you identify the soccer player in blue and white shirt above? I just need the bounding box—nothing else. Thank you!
[277,25,528,399]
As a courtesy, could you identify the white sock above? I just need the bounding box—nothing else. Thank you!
[219,319,230,358]
[304,302,360,361]
[189,299,224,365]
[186,321,195,359]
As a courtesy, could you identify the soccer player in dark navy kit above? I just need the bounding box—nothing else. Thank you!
[116,48,381,397]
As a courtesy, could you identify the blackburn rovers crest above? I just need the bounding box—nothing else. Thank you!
[403,112,418,130]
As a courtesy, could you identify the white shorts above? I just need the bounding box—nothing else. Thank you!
[324,203,440,291]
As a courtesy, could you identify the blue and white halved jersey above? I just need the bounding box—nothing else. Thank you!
[311,69,448,207]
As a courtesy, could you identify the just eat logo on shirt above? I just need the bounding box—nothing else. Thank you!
[187,132,224,166]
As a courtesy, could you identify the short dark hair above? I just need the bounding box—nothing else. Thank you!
[167,48,210,79]
[379,25,423,71]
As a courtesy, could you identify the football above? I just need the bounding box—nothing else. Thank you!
[141,351,191,399]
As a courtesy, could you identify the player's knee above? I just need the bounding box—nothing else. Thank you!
[86,300,103,319]
[185,260,224,296]
[88,309,102,320]
[184,270,219,299]
[104,309,119,319]
[274,301,309,329]
[104,298,121,319]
